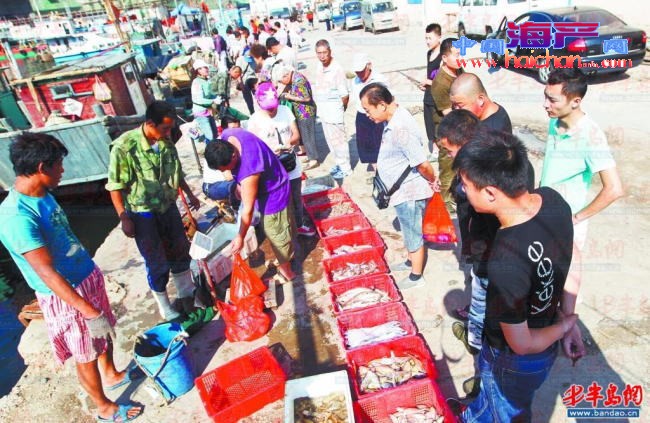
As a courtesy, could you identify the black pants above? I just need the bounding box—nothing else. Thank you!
[242,78,256,114]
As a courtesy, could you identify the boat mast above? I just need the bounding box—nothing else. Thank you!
[103,0,132,52]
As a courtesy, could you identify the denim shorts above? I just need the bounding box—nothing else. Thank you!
[394,199,427,253]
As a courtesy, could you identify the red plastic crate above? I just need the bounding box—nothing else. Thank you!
[322,249,389,285]
[321,228,386,257]
[306,199,361,223]
[195,347,286,422]
[329,274,401,314]
[345,335,438,399]
[302,187,351,208]
[355,378,455,423]
[314,213,372,238]
[335,302,417,351]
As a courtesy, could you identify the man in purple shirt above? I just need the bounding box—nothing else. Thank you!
[204,128,297,282]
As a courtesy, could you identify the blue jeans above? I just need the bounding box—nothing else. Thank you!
[195,115,218,142]
[129,206,191,292]
[467,269,488,351]
[203,180,236,201]
[461,341,558,423]
[394,199,428,253]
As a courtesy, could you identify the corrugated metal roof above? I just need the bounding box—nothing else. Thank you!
[0,118,112,190]
[12,53,136,84]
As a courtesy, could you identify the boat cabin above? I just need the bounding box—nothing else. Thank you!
[9,52,153,127]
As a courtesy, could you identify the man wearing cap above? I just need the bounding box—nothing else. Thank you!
[312,39,350,179]
[351,53,388,184]
[191,59,221,142]
[106,101,201,321]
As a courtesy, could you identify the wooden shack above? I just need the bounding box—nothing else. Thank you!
[10,53,153,127]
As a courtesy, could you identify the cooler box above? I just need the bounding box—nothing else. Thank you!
[203,222,257,283]
[284,370,354,423]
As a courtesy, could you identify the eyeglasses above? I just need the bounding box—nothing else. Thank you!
[315,50,330,56]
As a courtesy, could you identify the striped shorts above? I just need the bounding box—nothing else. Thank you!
[36,266,117,366]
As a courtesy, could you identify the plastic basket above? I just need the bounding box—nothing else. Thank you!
[355,378,455,423]
[335,302,417,351]
[329,274,401,314]
[306,200,361,223]
[345,335,438,399]
[322,249,389,285]
[302,187,351,209]
[195,347,286,422]
[314,213,372,239]
[322,228,386,257]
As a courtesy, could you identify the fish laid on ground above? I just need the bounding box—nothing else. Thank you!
[332,244,373,255]
[331,261,378,282]
[345,321,407,349]
[294,392,349,423]
[336,287,390,311]
[324,225,364,237]
[358,352,426,394]
[389,405,444,423]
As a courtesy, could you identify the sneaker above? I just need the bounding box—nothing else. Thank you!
[397,275,425,290]
[462,376,481,398]
[331,168,351,179]
[304,160,319,170]
[329,165,341,175]
[453,305,470,321]
[389,261,411,272]
[452,321,479,355]
[297,225,316,237]
[300,156,310,164]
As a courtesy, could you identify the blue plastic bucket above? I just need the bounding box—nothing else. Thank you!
[134,322,194,401]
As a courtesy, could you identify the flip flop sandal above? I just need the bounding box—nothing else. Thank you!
[106,365,144,391]
[96,403,143,422]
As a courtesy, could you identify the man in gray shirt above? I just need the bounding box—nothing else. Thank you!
[360,83,438,289]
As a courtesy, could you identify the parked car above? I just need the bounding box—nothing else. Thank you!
[317,3,331,22]
[486,6,647,82]
[332,1,363,30]
[361,0,399,33]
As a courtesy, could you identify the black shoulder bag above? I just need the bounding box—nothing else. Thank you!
[372,166,412,209]
[275,127,297,172]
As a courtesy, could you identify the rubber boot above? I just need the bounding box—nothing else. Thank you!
[152,290,181,321]
[171,269,196,314]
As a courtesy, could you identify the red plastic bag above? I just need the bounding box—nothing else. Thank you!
[217,297,271,342]
[230,255,266,304]
[422,192,457,243]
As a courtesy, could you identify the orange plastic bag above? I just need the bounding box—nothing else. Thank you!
[422,192,457,243]
[230,255,266,304]
[216,297,271,342]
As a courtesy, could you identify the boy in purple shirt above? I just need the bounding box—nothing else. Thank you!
[204,128,297,282]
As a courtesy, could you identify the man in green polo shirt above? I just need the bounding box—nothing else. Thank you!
[106,101,201,320]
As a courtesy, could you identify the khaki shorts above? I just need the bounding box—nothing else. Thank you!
[262,205,296,264]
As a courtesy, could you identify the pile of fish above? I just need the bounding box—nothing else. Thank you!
[324,225,364,237]
[313,202,357,220]
[331,261,379,282]
[336,286,390,311]
[358,352,426,394]
[294,392,349,423]
[389,406,444,423]
[332,244,373,255]
[345,321,407,349]
[305,193,349,207]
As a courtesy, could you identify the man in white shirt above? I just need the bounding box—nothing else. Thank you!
[266,36,297,69]
[311,39,350,179]
[272,21,289,45]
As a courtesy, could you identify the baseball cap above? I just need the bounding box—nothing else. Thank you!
[352,53,370,73]
[192,59,210,70]
[256,81,279,110]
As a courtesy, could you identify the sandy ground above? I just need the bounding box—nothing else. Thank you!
[1,19,649,423]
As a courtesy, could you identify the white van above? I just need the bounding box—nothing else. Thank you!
[457,0,569,36]
[361,0,399,33]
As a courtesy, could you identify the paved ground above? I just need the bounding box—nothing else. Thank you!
[1,20,649,423]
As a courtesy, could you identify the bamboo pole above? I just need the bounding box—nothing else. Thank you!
[103,0,132,53]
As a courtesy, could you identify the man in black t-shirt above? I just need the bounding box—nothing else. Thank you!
[450,73,512,133]
[449,129,584,422]
[419,23,442,156]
